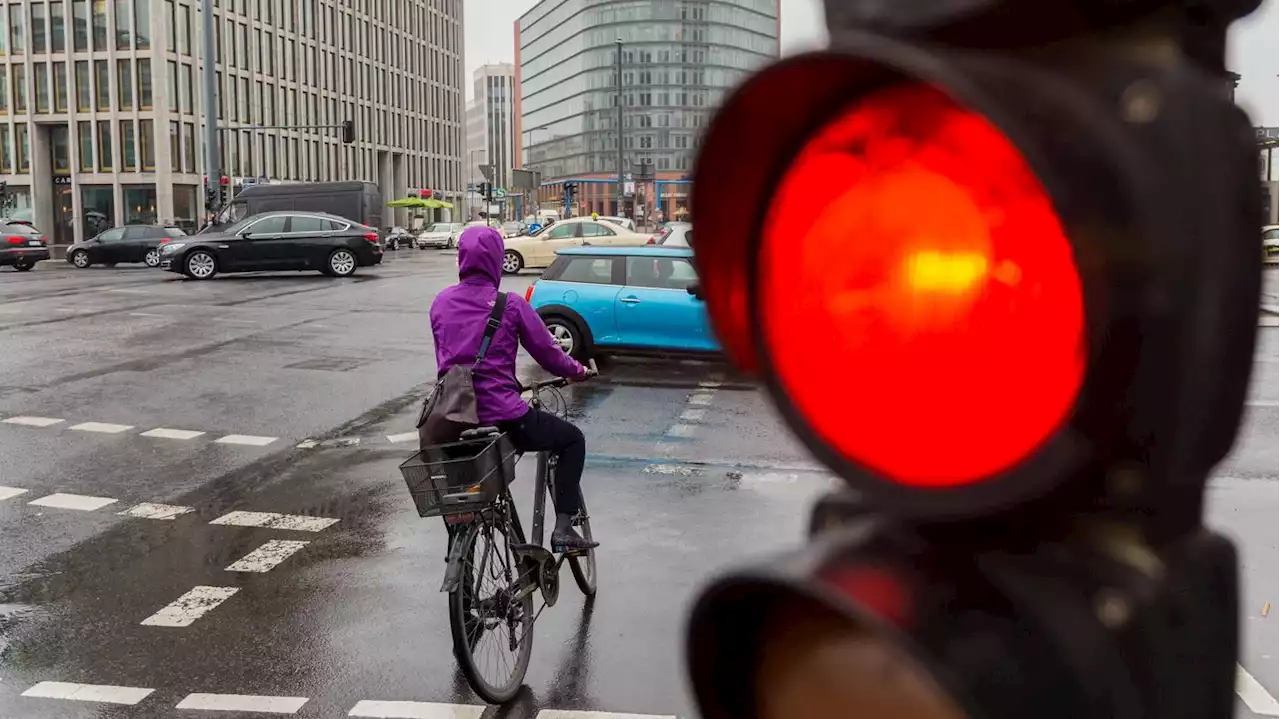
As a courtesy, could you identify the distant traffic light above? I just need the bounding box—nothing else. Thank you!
[685,1,1264,718]
[341,119,355,144]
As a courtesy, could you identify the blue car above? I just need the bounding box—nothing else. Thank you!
[526,246,719,360]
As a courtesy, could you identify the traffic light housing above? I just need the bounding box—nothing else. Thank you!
[564,181,577,209]
[341,119,355,144]
[684,0,1264,717]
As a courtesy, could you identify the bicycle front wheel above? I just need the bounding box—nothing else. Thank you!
[568,491,597,596]
[447,517,535,703]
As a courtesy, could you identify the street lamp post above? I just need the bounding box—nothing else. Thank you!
[201,0,220,212]
[524,125,546,220]
[616,38,624,217]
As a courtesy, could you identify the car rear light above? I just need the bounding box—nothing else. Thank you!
[159,237,171,244]
[7,236,25,245]
[524,282,536,302]
[364,232,379,243]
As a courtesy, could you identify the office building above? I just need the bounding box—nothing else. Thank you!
[465,62,515,192]
[0,0,464,250]
[516,0,780,219]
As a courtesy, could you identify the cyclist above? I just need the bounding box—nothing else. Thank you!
[430,225,599,551]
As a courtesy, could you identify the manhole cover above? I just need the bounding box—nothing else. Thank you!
[285,358,368,372]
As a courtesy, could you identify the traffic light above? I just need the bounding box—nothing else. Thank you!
[564,181,576,208]
[341,119,355,144]
[685,1,1264,718]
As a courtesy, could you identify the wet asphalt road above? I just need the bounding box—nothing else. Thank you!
[0,253,1275,718]
[0,252,824,719]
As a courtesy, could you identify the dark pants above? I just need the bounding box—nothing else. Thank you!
[499,408,586,516]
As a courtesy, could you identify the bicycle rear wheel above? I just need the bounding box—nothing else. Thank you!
[568,491,597,596]
[447,513,535,703]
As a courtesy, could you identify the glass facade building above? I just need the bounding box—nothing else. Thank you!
[517,0,779,214]
[0,0,464,251]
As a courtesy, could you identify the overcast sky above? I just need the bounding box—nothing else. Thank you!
[465,0,1278,125]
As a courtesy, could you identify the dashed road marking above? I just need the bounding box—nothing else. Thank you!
[386,432,418,444]
[29,493,119,511]
[176,693,309,713]
[210,510,340,532]
[215,434,279,447]
[536,712,678,719]
[678,408,707,422]
[141,586,239,627]
[696,380,722,389]
[141,427,206,440]
[226,539,312,572]
[0,485,29,501]
[348,700,486,718]
[70,421,134,434]
[1237,664,1280,716]
[21,681,155,705]
[687,393,713,406]
[3,416,65,427]
[665,424,697,438]
[119,502,196,520]
[296,439,320,449]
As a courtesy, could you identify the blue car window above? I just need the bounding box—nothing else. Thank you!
[558,257,613,284]
[626,256,697,290]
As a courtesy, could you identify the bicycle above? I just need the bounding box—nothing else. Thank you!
[398,361,598,704]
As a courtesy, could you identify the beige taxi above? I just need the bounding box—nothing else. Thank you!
[500,217,650,274]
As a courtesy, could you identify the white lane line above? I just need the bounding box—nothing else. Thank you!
[3,416,65,427]
[697,380,722,389]
[129,311,168,317]
[141,427,206,440]
[176,693,308,713]
[140,586,239,627]
[1237,664,1280,715]
[120,502,195,520]
[643,463,705,476]
[296,439,319,449]
[210,510,340,532]
[70,422,135,434]
[666,424,697,438]
[226,539,311,572]
[386,432,418,443]
[348,700,486,718]
[679,408,707,422]
[532,706,675,711]
[21,681,155,705]
[688,393,714,406]
[0,485,29,501]
[28,493,119,511]
[740,472,799,485]
[214,434,279,446]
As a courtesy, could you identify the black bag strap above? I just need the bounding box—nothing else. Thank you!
[473,291,508,365]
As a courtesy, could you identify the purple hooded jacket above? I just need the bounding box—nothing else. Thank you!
[430,226,586,424]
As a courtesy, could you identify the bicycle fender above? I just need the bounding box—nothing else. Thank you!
[440,525,472,593]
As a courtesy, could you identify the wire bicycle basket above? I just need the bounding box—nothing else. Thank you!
[399,434,518,518]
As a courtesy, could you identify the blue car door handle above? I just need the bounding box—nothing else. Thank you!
[620,296,641,304]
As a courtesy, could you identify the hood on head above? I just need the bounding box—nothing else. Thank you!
[457,225,504,286]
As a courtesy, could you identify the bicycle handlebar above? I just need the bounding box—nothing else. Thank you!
[519,358,598,394]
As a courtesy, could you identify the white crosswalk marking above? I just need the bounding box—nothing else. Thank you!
[678,408,707,422]
[140,586,239,627]
[386,432,418,443]
[347,700,486,718]
[3,416,65,427]
[119,502,196,520]
[0,485,29,501]
[215,434,279,446]
[21,681,155,705]
[535,712,678,719]
[70,422,135,434]
[175,693,309,713]
[210,510,339,532]
[225,540,311,572]
[141,428,206,440]
[28,493,119,511]
[1237,664,1280,715]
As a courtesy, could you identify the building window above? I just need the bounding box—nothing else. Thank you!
[170,120,179,171]
[78,120,93,171]
[165,0,175,50]
[182,120,194,173]
[124,185,157,224]
[140,118,154,170]
[97,119,113,170]
[91,0,107,50]
[81,185,114,238]
[51,61,66,110]
[94,60,108,110]
[134,0,150,49]
[8,5,25,54]
[177,3,189,54]
[32,3,48,54]
[137,59,152,109]
[34,64,49,113]
[168,60,177,111]
[0,71,6,114]
[51,124,70,173]
[115,0,131,49]
[117,59,132,109]
[181,63,192,114]
[16,123,29,171]
[75,60,90,111]
[173,185,196,229]
[12,65,26,113]
[121,119,135,169]
[50,2,65,52]
[0,124,9,172]
[72,0,88,52]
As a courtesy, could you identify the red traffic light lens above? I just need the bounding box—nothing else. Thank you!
[761,84,1085,487]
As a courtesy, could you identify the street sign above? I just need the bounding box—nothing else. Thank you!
[479,165,496,182]
[466,182,476,193]
[494,188,506,199]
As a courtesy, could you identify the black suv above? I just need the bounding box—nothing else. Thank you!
[67,225,188,269]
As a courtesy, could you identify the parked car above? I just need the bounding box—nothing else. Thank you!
[0,222,50,272]
[383,226,415,251]
[501,217,651,274]
[203,181,384,237]
[1264,225,1278,263]
[526,246,718,360]
[160,211,383,280]
[417,222,464,249]
[655,221,693,248]
[67,225,187,268]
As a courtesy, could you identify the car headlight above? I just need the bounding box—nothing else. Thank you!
[161,242,186,254]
